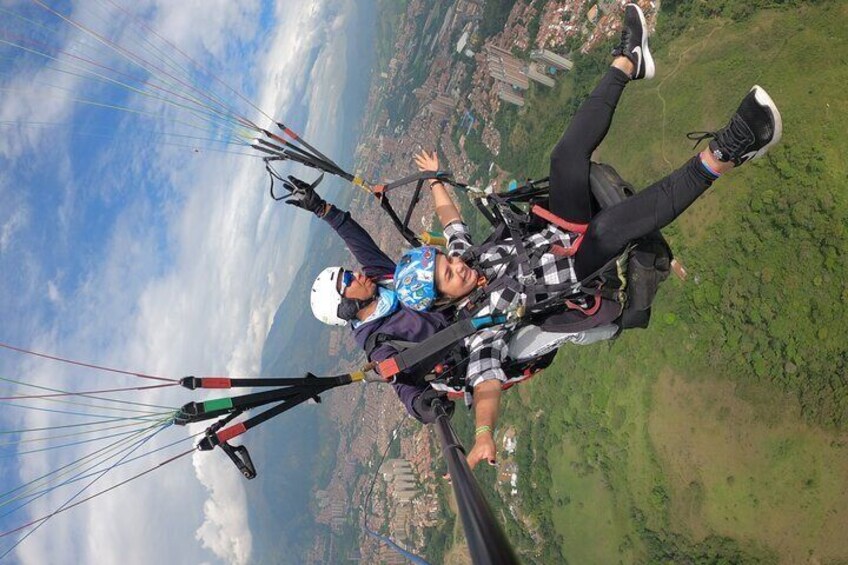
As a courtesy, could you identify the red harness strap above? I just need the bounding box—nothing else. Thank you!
[531,205,588,257]
[531,205,588,233]
[565,296,602,316]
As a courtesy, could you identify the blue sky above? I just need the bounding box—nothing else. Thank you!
[0,0,373,562]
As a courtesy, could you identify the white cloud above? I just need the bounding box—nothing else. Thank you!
[46,279,62,304]
[0,13,86,159]
[4,0,366,563]
[150,0,262,62]
[0,205,28,253]
[193,452,253,565]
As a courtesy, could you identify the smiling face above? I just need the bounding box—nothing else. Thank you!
[340,271,376,301]
[434,254,479,299]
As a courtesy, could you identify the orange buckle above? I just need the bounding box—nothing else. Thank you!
[377,357,400,380]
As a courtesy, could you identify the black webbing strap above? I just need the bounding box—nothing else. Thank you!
[378,196,421,247]
[473,197,498,227]
[489,195,544,309]
[376,316,505,379]
[364,332,420,361]
[374,171,457,247]
[379,170,455,194]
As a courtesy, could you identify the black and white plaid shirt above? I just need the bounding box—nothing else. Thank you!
[444,221,581,388]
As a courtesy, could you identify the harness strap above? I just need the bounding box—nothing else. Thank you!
[492,198,540,309]
[530,205,588,233]
[532,205,587,257]
[376,315,507,380]
[565,296,602,316]
[466,197,628,323]
[539,299,622,333]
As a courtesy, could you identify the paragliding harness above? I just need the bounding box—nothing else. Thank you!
[462,162,673,332]
[372,163,672,394]
[365,315,559,398]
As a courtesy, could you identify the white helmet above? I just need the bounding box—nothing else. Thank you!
[311,267,347,326]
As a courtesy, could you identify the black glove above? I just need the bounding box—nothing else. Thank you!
[412,388,454,424]
[281,174,326,216]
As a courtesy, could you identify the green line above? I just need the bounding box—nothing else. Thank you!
[0,414,173,435]
[0,420,157,446]
[0,375,176,411]
[0,414,176,507]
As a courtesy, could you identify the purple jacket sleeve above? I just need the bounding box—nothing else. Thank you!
[322,206,428,421]
[372,342,430,423]
[392,382,429,422]
[322,206,395,279]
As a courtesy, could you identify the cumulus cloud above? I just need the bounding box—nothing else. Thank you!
[3,0,366,563]
[193,452,252,564]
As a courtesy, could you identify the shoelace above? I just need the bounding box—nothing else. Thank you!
[613,28,630,55]
[686,115,754,154]
[685,130,715,149]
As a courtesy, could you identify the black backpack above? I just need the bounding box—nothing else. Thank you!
[586,163,672,330]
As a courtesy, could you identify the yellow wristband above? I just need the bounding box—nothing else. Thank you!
[475,425,492,437]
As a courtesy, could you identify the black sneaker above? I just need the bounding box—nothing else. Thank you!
[688,86,783,166]
[612,3,655,80]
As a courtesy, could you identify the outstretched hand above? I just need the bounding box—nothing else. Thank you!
[281,173,326,216]
[414,150,440,173]
[466,433,497,471]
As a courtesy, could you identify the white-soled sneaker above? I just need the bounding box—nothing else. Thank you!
[688,86,783,166]
[612,3,655,80]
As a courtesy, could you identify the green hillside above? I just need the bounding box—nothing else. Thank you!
[471,3,848,563]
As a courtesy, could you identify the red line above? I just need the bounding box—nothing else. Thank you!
[102,0,274,123]
[28,0,243,130]
[0,342,175,382]
[0,448,194,539]
[0,383,177,400]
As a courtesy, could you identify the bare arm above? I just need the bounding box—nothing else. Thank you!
[466,379,501,470]
[414,150,461,228]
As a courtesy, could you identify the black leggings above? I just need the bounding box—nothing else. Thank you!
[549,67,716,279]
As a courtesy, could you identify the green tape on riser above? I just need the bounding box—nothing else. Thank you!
[204,397,234,412]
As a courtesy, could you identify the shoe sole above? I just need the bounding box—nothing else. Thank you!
[630,3,655,79]
[750,85,783,160]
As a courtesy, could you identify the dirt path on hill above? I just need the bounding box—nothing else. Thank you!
[654,23,727,167]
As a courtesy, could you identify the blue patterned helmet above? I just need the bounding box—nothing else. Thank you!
[394,246,439,311]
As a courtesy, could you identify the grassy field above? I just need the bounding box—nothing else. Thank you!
[548,438,635,564]
[480,2,848,563]
[650,370,848,562]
